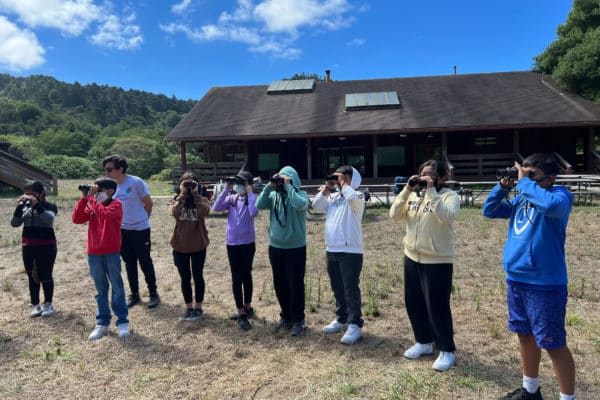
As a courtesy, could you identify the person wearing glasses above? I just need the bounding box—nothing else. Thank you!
[389,159,460,372]
[102,155,160,309]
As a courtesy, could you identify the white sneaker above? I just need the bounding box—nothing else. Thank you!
[30,304,43,317]
[41,303,54,317]
[403,342,433,359]
[117,323,130,338]
[322,319,347,334]
[88,325,109,340]
[341,324,362,345]
[432,351,455,371]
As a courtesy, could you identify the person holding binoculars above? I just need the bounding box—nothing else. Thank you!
[72,178,129,340]
[256,166,309,336]
[483,154,576,400]
[312,166,365,345]
[11,180,58,318]
[212,171,258,331]
[389,159,460,372]
[169,172,211,322]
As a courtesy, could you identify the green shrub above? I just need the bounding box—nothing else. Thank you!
[31,155,98,179]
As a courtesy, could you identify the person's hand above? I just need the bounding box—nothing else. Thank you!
[420,175,434,189]
[500,177,513,189]
[407,175,420,191]
[245,182,253,194]
[514,161,530,181]
[335,172,348,188]
[281,174,292,186]
[190,181,199,194]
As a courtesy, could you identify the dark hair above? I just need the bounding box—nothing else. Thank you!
[418,159,449,178]
[102,155,128,174]
[23,180,45,195]
[335,165,354,177]
[95,177,117,192]
[23,180,46,202]
[522,153,559,176]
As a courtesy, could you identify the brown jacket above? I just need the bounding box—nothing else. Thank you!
[169,193,210,253]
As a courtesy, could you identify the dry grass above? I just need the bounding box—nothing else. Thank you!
[1,192,599,400]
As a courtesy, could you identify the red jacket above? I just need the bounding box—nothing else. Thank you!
[72,197,123,255]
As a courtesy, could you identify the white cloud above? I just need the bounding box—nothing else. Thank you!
[218,0,253,23]
[0,15,45,71]
[0,0,100,36]
[254,0,351,33]
[171,0,192,14]
[162,0,353,59]
[90,13,143,50]
[347,38,365,47]
[249,40,301,59]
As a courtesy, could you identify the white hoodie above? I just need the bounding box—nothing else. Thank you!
[312,168,365,254]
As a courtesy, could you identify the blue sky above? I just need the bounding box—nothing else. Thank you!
[0,0,573,100]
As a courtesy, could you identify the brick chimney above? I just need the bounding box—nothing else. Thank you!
[325,70,331,82]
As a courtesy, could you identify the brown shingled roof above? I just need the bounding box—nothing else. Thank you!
[165,71,600,142]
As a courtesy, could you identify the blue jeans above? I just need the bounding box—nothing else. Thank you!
[88,253,129,326]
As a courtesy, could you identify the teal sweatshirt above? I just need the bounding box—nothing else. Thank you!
[256,166,308,249]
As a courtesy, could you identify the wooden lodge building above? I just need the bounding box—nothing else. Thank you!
[166,71,600,183]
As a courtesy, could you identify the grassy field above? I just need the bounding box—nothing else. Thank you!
[0,187,599,400]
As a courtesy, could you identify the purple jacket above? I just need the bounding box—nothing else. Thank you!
[212,188,259,245]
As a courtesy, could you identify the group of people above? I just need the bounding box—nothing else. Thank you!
[11,153,576,399]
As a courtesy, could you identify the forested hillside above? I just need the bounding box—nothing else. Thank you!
[0,74,198,179]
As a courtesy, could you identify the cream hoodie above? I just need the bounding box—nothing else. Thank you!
[389,185,459,264]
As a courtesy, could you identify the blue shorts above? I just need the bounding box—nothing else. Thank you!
[506,280,567,349]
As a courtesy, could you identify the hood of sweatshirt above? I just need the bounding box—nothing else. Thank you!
[278,166,301,188]
[349,167,361,190]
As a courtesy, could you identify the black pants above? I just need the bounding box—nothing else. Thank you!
[404,256,456,352]
[121,228,157,296]
[326,252,364,327]
[22,245,57,305]
[269,245,306,323]
[173,249,206,304]
[227,243,255,309]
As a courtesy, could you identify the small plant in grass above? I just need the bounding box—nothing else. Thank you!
[566,313,584,327]
[488,323,502,339]
[473,289,482,311]
[3,279,14,294]
[363,271,380,317]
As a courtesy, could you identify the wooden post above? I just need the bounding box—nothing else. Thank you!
[513,129,520,155]
[180,142,187,171]
[306,138,312,180]
[587,127,594,173]
[441,131,448,155]
[372,136,378,178]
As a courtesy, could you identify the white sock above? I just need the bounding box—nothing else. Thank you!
[560,393,576,400]
[522,375,540,394]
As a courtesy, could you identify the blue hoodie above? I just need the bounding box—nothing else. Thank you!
[256,166,308,249]
[482,177,573,286]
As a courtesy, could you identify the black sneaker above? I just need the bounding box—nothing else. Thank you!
[126,293,140,308]
[147,293,161,308]
[290,320,306,337]
[230,307,255,320]
[238,315,252,331]
[274,318,292,331]
[244,306,255,318]
[188,308,203,322]
[498,387,543,400]
[179,308,194,322]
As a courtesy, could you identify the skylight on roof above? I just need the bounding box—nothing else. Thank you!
[267,79,315,94]
[345,92,400,110]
